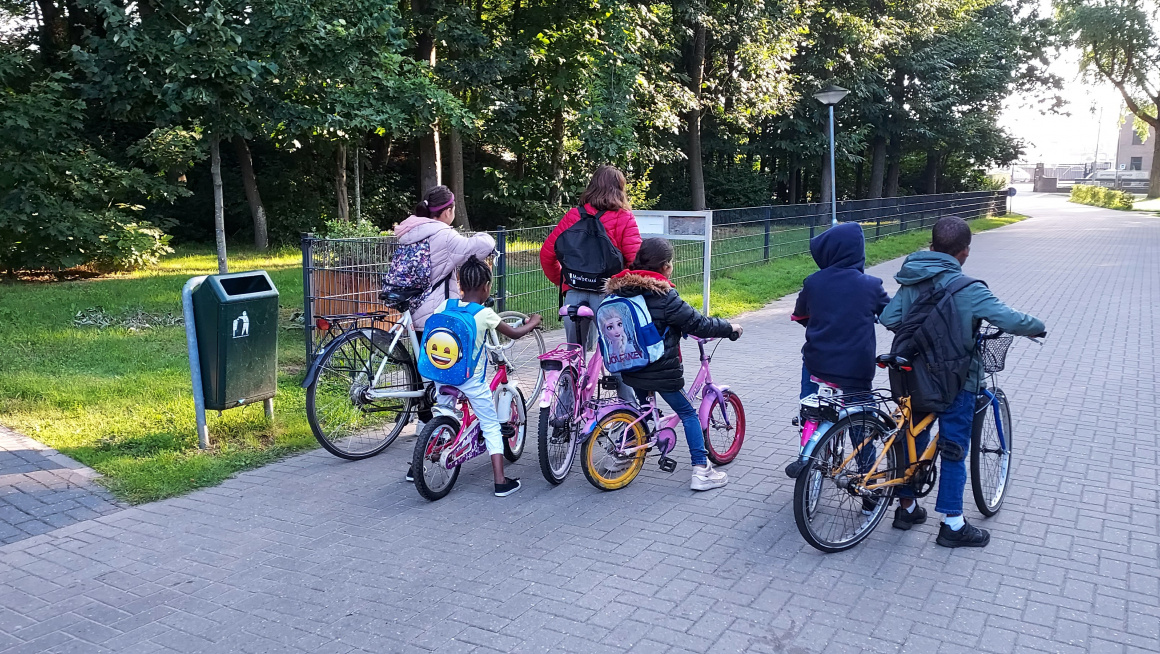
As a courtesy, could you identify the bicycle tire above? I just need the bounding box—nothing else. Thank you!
[793,413,895,553]
[581,409,647,491]
[413,417,462,501]
[306,328,418,460]
[496,311,547,413]
[704,391,745,466]
[971,389,1012,516]
[537,368,579,484]
[503,389,528,462]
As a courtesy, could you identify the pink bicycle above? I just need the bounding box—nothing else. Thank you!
[536,304,616,485]
[580,335,745,491]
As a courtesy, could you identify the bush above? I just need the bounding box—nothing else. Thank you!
[1070,184,1134,210]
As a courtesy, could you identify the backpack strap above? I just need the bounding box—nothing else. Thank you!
[577,206,607,222]
[943,275,986,296]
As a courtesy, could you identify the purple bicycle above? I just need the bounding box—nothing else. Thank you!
[579,335,745,491]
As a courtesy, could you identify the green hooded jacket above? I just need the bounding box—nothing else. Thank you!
[880,251,1045,393]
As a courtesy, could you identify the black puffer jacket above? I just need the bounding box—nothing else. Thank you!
[604,270,735,392]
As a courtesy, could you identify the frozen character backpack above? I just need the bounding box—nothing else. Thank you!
[596,295,665,373]
[418,301,486,385]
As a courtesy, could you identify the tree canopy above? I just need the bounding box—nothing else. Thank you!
[2,0,1059,274]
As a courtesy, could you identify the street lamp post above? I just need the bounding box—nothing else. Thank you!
[813,84,849,226]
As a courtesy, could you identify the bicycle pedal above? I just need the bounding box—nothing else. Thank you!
[658,457,677,473]
[500,424,515,437]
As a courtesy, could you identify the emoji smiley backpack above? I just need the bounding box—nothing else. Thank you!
[418,300,486,385]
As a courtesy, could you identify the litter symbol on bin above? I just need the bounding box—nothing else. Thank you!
[233,312,250,339]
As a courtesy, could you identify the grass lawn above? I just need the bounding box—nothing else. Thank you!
[0,213,1024,504]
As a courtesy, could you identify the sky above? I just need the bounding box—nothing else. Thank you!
[999,48,1127,167]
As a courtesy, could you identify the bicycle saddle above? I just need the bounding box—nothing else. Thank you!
[875,354,911,370]
[379,285,423,308]
[558,303,595,319]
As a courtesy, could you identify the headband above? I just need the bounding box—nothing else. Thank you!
[425,192,455,214]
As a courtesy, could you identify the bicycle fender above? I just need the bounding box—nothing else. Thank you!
[301,328,377,388]
[494,386,513,423]
[696,386,730,429]
[835,404,897,431]
[538,369,562,409]
[583,403,640,439]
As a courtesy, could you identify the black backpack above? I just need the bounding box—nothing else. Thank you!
[888,275,986,413]
[554,207,625,292]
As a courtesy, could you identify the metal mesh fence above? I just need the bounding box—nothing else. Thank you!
[302,191,1006,362]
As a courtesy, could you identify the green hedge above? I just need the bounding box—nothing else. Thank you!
[1070,184,1135,210]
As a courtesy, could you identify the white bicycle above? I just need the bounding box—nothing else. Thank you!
[302,289,545,459]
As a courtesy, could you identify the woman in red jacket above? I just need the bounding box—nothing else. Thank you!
[539,165,642,349]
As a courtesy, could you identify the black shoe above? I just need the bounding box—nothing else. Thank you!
[405,466,415,483]
[892,504,927,530]
[861,496,880,516]
[494,477,521,497]
[936,519,990,548]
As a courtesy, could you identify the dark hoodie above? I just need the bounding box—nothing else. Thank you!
[792,223,890,389]
[604,269,734,392]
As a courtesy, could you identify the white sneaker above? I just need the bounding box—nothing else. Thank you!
[691,463,728,491]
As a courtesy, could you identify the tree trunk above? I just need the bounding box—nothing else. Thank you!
[445,127,471,229]
[210,136,228,274]
[854,157,864,199]
[867,134,887,198]
[820,154,832,205]
[922,149,940,194]
[885,137,902,198]
[547,107,566,206]
[787,165,798,205]
[354,145,362,222]
[335,144,349,222]
[1150,136,1160,199]
[36,0,70,59]
[685,19,708,211]
[414,0,441,194]
[232,136,268,250]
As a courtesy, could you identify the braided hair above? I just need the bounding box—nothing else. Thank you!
[457,255,492,293]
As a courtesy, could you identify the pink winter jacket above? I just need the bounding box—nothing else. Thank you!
[394,216,496,329]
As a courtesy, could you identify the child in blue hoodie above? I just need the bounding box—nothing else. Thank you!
[791,222,890,396]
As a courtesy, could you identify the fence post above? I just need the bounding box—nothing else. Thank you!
[702,212,713,316]
[875,210,881,240]
[763,206,771,262]
[809,210,816,239]
[301,233,315,365]
[496,226,507,312]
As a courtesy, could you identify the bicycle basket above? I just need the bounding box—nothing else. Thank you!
[978,327,1014,373]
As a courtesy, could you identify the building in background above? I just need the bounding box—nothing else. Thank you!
[1116,118,1155,172]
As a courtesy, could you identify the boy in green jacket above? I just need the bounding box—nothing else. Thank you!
[881,216,1045,548]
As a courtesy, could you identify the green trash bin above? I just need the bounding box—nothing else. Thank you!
[192,271,279,411]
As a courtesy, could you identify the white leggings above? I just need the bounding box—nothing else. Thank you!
[438,374,503,456]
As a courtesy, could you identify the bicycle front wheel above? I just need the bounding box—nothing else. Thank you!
[793,413,895,553]
[496,311,546,413]
[582,410,647,491]
[971,389,1012,516]
[503,389,528,462]
[704,391,745,466]
[306,328,418,459]
[538,368,579,485]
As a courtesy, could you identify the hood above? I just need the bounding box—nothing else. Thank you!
[894,250,962,286]
[394,215,451,244]
[605,269,673,295]
[810,222,865,271]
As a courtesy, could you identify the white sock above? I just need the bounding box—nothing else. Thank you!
[944,514,965,531]
[905,502,916,514]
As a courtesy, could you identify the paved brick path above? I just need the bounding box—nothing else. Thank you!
[2,193,1158,653]
[0,426,122,546]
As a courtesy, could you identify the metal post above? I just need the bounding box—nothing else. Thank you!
[702,212,713,316]
[763,207,771,262]
[495,226,507,312]
[301,233,315,365]
[264,398,274,420]
[828,104,838,226]
[182,276,210,449]
[809,210,816,239]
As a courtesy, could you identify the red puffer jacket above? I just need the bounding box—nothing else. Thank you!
[539,204,642,289]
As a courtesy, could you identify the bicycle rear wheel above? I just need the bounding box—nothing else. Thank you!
[306,328,417,459]
[793,413,895,553]
[582,410,647,491]
[704,391,745,465]
[538,369,579,484]
[413,417,461,501]
[496,311,546,413]
[971,389,1012,516]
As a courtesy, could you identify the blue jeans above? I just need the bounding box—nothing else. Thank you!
[800,364,818,399]
[635,389,708,466]
[896,389,976,515]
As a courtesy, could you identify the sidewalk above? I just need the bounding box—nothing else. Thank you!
[1,193,1157,653]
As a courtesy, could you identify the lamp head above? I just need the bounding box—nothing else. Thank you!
[813,84,849,106]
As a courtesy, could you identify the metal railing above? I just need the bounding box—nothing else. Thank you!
[301,190,1007,362]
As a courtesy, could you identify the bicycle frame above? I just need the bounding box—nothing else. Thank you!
[429,342,523,470]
